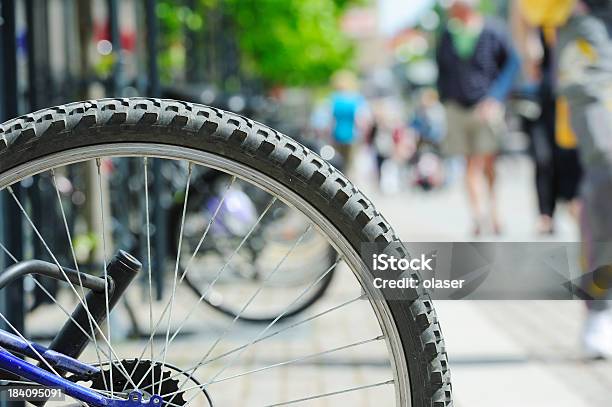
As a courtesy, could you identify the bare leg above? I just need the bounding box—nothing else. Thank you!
[483,154,500,234]
[569,198,582,220]
[537,214,554,234]
[465,155,484,235]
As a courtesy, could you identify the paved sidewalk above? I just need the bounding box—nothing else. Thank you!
[358,153,612,406]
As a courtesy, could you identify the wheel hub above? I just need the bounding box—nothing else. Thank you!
[86,359,189,406]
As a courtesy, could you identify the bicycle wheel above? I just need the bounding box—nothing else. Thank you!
[0,98,451,406]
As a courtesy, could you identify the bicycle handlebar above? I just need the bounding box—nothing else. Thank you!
[0,260,108,292]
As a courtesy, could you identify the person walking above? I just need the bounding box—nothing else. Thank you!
[436,0,520,235]
[329,70,370,172]
[555,0,612,359]
[512,3,584,235]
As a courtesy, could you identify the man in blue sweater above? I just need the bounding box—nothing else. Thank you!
[436,0,520,235]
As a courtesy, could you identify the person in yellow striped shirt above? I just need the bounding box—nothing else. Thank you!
[513,1,583,235]
[527,0,612,359]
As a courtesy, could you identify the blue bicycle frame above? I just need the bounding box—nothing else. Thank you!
[0,333,162,406]
[0,252,161,406]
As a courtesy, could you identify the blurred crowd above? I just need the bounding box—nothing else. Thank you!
[310,0,612,360]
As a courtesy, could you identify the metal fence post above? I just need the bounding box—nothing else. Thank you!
[1,4,25,406]
[1,0,25,329]
[145,0,165,300]
[107,0,121,96]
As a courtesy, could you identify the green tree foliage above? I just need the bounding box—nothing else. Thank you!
[156,0,206,82]
[156,0,357,87]
[225,0,355,86]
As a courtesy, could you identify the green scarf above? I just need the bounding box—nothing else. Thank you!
[449,21,482,60]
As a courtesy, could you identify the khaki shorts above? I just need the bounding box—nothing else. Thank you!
[443,102,503,156]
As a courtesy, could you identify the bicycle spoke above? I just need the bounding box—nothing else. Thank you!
[171,335,384,399]
[2,227,101,406]
[6,186,73,279]
[0,313,61,376]
[200,292,364,366]
[193,256,342,392]
[95,158,114,398]
[29,277,114,359]
[158,162,193,395]
[4,184,138,391]
[137,294,366,393]
[114,157,160,393]
[129,195,277,393]
[0,313,93,406]
[166,224,313,402]
[164,195,278,349]
[213,336,384,385]
[0,244,114,358]
[4,182,141,396]
[143,157,155,391]
[51,168,108,392]
[121,172,236,393]
[178,175,236,284]
[0,242,18,263]
[1,241,170,389]
[262,380,395,407]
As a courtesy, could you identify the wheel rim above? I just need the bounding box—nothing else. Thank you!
[0,142,411,406]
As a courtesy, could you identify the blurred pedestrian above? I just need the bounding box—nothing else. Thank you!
[370,100,399,186]
[410,89,447,190]
[329,70,370,172]
[556,0,612,359]
[411,89,446,146]
[510,22,583,235]
[436,0,520,235]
